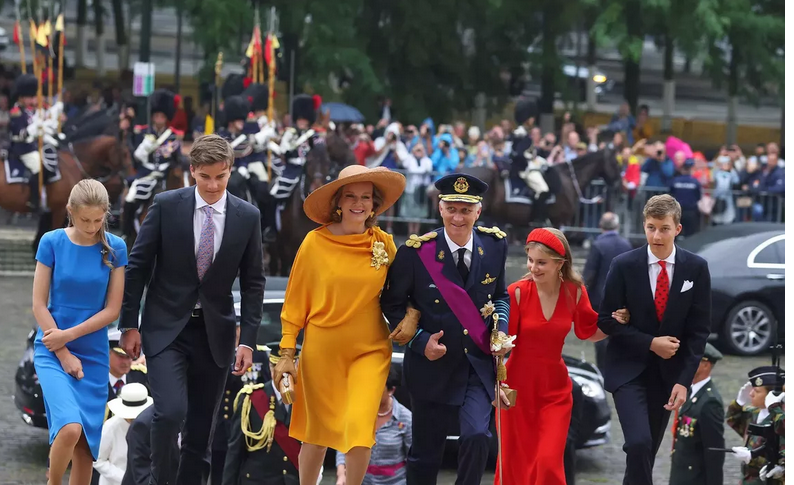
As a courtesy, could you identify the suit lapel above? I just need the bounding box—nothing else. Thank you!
[178,188,198,276]
[438,230,465,287]
[662,246,688,325]
[637,245,655,312]
[465,231,483,291]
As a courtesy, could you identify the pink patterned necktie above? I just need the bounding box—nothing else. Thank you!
[196,205,215,281]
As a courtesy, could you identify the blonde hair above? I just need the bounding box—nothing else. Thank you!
[329,183,384,229]
[67,179,114,268]
[523,227,584,287]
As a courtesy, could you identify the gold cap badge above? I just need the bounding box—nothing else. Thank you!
[453,177,469,194]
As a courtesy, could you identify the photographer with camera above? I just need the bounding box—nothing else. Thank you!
[641,141,675,189]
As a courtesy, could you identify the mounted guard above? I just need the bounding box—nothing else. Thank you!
[123,88,183,236]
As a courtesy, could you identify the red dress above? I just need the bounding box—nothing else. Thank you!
[494,279,598,485]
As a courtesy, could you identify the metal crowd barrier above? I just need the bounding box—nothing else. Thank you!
[375,169,785,240]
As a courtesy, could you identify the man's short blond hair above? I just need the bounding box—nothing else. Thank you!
[643,194,682,225]
[190,134,234,169]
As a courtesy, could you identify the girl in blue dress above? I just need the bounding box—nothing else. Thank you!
[32,179,128,485]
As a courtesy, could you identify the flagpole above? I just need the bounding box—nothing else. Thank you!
[266,7,276,183]
[56,12,64,132]
[28,18,44,209]
[14,2,26,74]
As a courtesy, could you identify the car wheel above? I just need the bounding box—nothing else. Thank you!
[721,300,777,356]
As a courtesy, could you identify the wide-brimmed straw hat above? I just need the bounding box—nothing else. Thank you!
[107,383,153,420]
[303,165,406,225]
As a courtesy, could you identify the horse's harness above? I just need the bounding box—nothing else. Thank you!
[563,156,603,205]
[65,138,128,186]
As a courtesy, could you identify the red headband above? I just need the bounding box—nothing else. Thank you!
[526,228,566,257]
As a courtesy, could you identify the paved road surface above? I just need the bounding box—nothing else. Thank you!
[0,251,774,484]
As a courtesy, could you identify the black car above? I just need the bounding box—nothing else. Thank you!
[677,223,785,356]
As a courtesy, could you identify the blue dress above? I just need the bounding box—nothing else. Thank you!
[33,228,128,459]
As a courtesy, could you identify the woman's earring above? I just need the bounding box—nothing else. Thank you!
[335,208,342,216]
[558,269,564,281]
[370,211,375,218]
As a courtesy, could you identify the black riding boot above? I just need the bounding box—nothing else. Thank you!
[122,202,139,240]
[259,186,277,244]
[27,174,41,211]
[533,192,551,225]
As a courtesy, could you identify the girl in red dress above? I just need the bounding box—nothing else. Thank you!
[494,228,629,485]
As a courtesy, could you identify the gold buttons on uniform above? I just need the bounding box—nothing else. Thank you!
[463,329,469,335]
[283,470,287,475]
[224,397,229,403]
[688,466,692,470]
[246,473,250,478]
[464,348,468,353]
[488,294,491,299]
[224,406,228,411]
[283,456,288,462]
[226,390,231,395]
[434,299,440,304]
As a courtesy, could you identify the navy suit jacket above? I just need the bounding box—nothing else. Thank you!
[119,187,266,368]
[597,245,711,393]
[582,231,633,309]
[380,228,509,405]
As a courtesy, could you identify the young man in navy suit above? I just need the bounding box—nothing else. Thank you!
[597,194,711,485]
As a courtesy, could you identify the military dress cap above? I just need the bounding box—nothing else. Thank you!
[223,95,250,123]
[266,342,302,365]
[435,173,489,204]
[242,83,269,112]
[701,343,723,363]
[514,97,538,126]
[292,94,321,125]
[15,74,38,98]
[748,365,785,388]
[149,89,177,120]
[107,328,128,357]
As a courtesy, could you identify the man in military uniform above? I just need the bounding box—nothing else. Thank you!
[210,323,272,485]
[669,343,725,485]
[222,343,302,485]
[9,74,52,211]
[215,94,255,201]
[123,88,183,237]
[727,365,785,484]
[106,329,149,413]
[380,173,512,485]
[242,82,279,242]
[269,94,321,203]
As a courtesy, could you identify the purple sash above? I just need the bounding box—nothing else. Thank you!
[417,240,491,355]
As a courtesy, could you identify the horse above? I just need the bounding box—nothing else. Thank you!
[459,149,621,238]
[0,120,134,253]
[267,133,355,276]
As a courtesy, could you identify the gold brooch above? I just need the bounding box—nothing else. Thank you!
[371,241,390,270]
[480,300,495,318]
[438,250,445,260]
[453,177,469,193]
[478,247,484,256]
[481,274,496,285]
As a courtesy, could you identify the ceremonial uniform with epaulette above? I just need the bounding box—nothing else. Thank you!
[104,332,150,421]
[380,173,510,485]
[727,365,786,485]
[124,89,183,235]
[669,343,725,485]
[222,343,301,485]
[211,343,272,485]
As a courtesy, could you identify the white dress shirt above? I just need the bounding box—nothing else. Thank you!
[94,415,131,485]
[445,231,473,269]
[193,189,227,259]
[690,376,711,398]
[647,245,675,298]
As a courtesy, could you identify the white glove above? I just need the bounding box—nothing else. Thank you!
[47,101,63,122]
[279,129,295,153]
[737,382,753,407]
[236,166,250,179]
[257,115,269,129]
[43,117,59,137]
[765,465,784,479]
[766,391,785,408]
[731,446,752,464]
[134,137,157,163]
[25,112,45,143]
[253,125,277,150]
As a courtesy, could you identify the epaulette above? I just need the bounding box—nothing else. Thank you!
[476,226,507,239]
[234,382,265,413]
[10,106,21,117]
[256,344,270,352]
[405,231,438,249]
[130,363,147,374]
[134,124,148,134]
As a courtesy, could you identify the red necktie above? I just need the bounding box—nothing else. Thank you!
[655,260,669,322]
[113,380,124,396]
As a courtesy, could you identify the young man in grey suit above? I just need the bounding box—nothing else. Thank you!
[120,134,266,485]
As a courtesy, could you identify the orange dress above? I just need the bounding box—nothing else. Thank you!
[280,225,396,453]
[494,279,598,485]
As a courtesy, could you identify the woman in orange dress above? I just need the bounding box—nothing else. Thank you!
[274,165,409,485]
[495,228,629,485]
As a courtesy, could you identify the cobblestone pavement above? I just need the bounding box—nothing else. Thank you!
[0,264,778,484]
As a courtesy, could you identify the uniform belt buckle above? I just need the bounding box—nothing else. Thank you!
[191,309,201,318]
